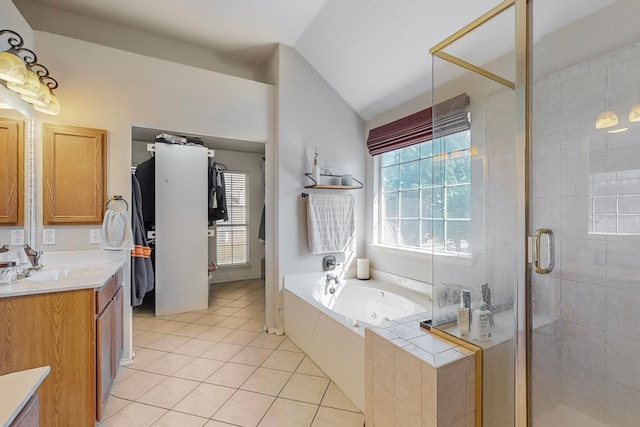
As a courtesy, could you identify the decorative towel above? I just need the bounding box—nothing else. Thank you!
[101,209,134,250]
[307,194,356,254]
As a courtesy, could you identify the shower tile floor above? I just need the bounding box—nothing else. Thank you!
[99,279,364,427]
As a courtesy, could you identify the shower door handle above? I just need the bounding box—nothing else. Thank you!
[533,228,555,274]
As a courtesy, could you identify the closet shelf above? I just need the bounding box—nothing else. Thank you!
[304,173,363,190]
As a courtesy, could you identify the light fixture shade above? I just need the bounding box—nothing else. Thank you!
[6,68,40,97]
[629,104,640,123]
[20,82,51,107]
[34,92,60,116]
[595,110,619,129]
[0,50,27,84]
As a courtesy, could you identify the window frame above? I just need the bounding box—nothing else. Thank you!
[215,170,250,268]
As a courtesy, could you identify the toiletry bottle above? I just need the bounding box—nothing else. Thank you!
[312,155,320,184]
[471,302,492,342]
[458,290,471,338]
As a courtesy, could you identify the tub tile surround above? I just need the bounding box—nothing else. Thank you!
[365,324,478,427]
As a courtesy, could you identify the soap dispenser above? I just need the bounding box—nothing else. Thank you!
[471,302,492,342]
[311,147,320,184]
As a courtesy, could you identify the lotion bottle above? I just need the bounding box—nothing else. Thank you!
[311,148,320,184]
[458,290,471,338]
[472,302,492,342]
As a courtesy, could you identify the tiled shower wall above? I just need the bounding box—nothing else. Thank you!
[531,40,640,426]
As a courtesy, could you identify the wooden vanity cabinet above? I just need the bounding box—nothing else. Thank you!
[0,269,124,426]
[0,117,23,225]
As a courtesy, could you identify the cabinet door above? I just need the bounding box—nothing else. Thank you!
[112,284,124,379]
[43,123,106,225]
[0,117,23,225]
[96,300,113,422]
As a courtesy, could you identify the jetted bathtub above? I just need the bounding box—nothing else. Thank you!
[283,272,431,411]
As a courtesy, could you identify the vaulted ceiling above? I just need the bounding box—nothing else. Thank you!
[21,0,615,121]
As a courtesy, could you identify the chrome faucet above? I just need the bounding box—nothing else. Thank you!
[325,273,339,294]
[20,244,43,277]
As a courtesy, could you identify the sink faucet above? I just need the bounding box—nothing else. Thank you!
[325,273,339,294]
[20,244,43,277]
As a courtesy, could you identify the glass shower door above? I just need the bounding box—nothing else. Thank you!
[530,1,640,425]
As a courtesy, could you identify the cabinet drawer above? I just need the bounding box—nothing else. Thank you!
[95,276,116,315]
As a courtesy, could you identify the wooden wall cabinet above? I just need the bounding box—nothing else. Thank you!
[0,269,124,426]
[43,124,107,225]
[0,117,24,225]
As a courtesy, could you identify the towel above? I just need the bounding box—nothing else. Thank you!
[307,194,356,254]
[101,209,134,250]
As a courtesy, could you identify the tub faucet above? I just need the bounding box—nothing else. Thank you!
[325,273,339,294]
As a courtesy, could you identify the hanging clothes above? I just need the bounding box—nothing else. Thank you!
[208,159,228,224]
[131,174,155,306]
[134,156,155,230]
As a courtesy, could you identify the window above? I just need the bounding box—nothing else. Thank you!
[216,171,249,266]
[379,130,471,254]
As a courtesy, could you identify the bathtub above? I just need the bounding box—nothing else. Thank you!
[283,272,431,411]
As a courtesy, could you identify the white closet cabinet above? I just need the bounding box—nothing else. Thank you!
[154,143,209,316]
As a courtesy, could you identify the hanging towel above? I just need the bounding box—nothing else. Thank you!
[131,174,154,306]
[100,209,134,250]
[307,194,356,254]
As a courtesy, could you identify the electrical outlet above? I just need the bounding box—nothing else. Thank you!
[90,229,101,244]
[42,229,56,245]
[11,229,25,246]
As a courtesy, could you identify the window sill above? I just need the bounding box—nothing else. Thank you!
[369,243,473,261]
[216,263,252,270]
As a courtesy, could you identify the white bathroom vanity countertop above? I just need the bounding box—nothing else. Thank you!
[0,366,50,427]
[0,250,124,299]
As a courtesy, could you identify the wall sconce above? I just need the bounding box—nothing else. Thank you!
[0,29,60,115]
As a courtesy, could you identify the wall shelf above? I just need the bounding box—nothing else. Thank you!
[304,173,363,189]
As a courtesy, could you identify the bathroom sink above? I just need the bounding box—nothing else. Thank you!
[26,266,98,283]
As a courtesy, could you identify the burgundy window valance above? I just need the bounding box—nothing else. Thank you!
[366,93,470,156]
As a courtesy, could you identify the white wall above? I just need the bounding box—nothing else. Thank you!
[271,44,366,330]
[26,31,273,363]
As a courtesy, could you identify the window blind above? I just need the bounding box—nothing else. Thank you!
[366,93,470,156]
[217,171,248,266]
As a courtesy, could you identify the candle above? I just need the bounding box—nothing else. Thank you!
[356,258,370,280]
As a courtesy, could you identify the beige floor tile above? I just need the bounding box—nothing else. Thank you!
[320,382,360,412]
[130,348,168,370]
[200,342,245,361]
[249,333,287,349]
[261,350,305,372]
[149,320,190,334]
[172,357,225,382]
[172,323,211,338]
[204,420,237,426]
[193,314,227,326]
[172,312,207,323]
[137,377,200,409]
[103,395,130,419]
[147,334,191,352]
[225,299,252,309]
[233,308,262,319]
[216,316,250,329]
[240,367,292,396]
[221,330,261,345]
[205,362,257,388]
[172,338,217,357]
[278,338,303,353]
[252,311,266,320]
[212,390,275,426]
[310,406,364,427]
[209,298,235,307]
[238,319,266,333]
[173,383,236,418]
[134,331,168,348]
[151,410,208,427]
[154,313,180,321]
[197,326,236,342]
[296,357,328,377]
[246,302,266,311]
[230,346,274,366]
[258,398,318,427]
[280,374,330,405]
[133,318,167,332]
[102,402,166,427]
[114,367,137,383]
[142,353,195,376]
[211,306,242,316]
[111,370,167,400]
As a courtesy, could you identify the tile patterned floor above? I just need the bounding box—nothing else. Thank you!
[100,279,364,427]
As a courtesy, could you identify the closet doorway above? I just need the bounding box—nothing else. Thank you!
[130,126,266,316]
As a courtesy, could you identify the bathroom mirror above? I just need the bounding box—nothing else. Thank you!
[0,84,34,247]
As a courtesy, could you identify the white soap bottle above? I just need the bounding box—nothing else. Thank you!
[311,148,320,184]
[471,302,492,342]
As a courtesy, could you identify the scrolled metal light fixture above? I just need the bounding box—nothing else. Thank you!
[0,29,61,115]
